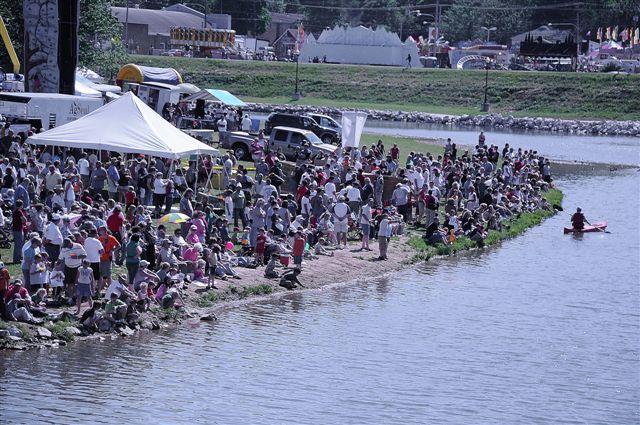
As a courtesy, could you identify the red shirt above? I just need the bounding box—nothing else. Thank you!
[4,284,29,303]
[0,268,10,292]
[295,185,308,202]
[107,212,125,233]
[256,234,267,254]
[125,191,136,206]
[292,235,306,257]
[11,208,26,232]
[390,147,399,160]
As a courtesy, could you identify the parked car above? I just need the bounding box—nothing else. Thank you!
[176,116,219,131]
[264,113,340,144]
[220,126,336,161]
[308,113,342,134]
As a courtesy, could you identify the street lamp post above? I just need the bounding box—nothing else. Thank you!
[480,26,497,42]
[480,61,490,112]
[292,54,301,100]
[412,11,436,55]
[548,22,579,71]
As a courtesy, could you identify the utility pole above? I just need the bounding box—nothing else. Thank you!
[124,0,129,53]
[576,8,580,71]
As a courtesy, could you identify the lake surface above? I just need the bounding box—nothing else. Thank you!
[1,140,638,423]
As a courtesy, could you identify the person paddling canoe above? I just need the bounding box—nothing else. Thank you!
[571,207,590,231]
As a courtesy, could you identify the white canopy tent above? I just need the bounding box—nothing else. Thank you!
[28,92,219,160]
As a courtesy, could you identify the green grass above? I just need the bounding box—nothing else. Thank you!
[46,319,79,341]
[407,188,563,262]
[197,283,273,307]
[127,55,640,120]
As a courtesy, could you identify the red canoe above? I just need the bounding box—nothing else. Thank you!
[563,221,608,234]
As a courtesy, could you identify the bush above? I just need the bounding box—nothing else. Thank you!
[601,63,621,73]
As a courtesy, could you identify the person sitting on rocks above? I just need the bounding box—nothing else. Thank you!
[104,292,127,325]
[80,301,103,331]
[424,217,448,246]
[279,269,304,290]
[6,293,40,324]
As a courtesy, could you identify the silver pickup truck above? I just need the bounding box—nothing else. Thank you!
[220,126,337,161]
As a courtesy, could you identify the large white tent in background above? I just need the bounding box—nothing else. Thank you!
[28,92,219,160]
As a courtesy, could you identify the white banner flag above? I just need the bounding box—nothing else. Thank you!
[341,112,368,148]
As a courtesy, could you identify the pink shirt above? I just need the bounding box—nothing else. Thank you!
[182,247,199,262]
[186,232,200,245]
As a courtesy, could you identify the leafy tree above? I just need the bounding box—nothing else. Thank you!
[0,1,23,73]
[79,0,128,80]
[440,0,528,44]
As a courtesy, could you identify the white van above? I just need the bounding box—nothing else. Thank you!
[0,92,104,130]
[132,82,183,116]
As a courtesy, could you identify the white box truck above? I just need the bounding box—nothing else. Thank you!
[0,92,105,130]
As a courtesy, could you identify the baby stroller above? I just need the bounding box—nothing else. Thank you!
[347,212,363,241]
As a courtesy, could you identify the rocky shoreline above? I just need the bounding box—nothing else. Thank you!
[248,103,640,137]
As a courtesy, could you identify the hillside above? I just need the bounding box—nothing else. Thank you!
[128,55,640,120]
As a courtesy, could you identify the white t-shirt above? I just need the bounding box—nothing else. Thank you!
[241,117,251,131]
[218,118,228,132]
[333,202,349,222]
[78,158,90,176]
[44,222,63,245]
[324,182,336,199]
[105,280,127,299]
[360,204,372,224]
[153,178,167,194]
[347,186,361,202]
[83,237,103,263]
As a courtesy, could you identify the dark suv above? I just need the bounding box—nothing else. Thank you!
[264,113,340,144]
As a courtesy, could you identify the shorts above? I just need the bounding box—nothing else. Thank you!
[90,262,101,280]
[293,255,302,265]
[100,260,112,278]
[76,283,92,298]
[64,266,79,286]
[360,223,370,237]
[334,220,348,233]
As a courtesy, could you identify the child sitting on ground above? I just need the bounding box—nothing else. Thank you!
[194,259,206,281]
[137,282,151,311]
[264,253,280,278]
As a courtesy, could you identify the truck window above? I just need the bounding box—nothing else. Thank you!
[290,132,303,145]
[302,118,312,128]
[274,130,288,141]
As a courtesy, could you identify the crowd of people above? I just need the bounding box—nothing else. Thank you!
[0,124,553,334]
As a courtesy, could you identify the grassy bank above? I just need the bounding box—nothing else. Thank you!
[129,55,640,120]
[407,188,564,262]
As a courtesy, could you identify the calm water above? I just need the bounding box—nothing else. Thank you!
[364,121,640,166]
[1,172,639,422]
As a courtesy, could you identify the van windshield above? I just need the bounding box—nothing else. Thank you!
[305,133,323,145]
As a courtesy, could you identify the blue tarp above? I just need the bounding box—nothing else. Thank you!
[205,89,246,106]
[183,89,247,106]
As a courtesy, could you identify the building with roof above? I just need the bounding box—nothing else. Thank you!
[258,12,304,57]
[111,6,231,55]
